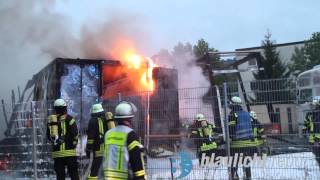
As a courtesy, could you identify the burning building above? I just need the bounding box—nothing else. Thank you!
[0,53,180,176]
[30,57,179,141]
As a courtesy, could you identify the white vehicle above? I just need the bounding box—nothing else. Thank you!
[297,65,320,135]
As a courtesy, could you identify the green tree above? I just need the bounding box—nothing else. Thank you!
[251,31,291,123]
[305,32,320,68]
[288,32,320,75]
[193,39,224,84]
[288,46,306,76]
[254,31,286,79]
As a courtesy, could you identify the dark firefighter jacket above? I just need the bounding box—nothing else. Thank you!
[104,125,146,180]
[191,121,220,153]
[228,106,264,148]
[86,113,109,157]
[47,114,78,158]
[304,110,320,144]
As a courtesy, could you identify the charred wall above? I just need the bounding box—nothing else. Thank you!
[149,67,179,136]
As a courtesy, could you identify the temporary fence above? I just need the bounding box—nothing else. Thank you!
[0,78,319,179]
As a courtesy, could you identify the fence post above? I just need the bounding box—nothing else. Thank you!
[31,101,38,180]
[118,93,122,102]
[146,91,150,151]
[223,82,231,179]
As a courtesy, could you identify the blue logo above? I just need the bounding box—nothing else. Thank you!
[171,152,193,179]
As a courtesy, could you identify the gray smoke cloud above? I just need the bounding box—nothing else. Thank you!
[0,0,211,140]
[0,0,151,139]
[0,0,150,103]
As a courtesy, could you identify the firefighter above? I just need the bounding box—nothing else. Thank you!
[303,96,320,166]
[228,96,264,180]
[250,111,266,144]
[47,99,79,180]
[190,113,221,162]
[86,103,114,180]
[103,101,146,180]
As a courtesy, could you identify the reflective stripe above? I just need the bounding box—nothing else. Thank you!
[229,121,236,125]
[197,128,203,137]
[87,139,94,144]
[87,176,98,180]
[69,118,75,125]
[106,132,127,146]
[105,178,126,180]
[258,128,264,133]
[200,142,217,151]
[310,121,314,133]
[134,170,145,177]
[52,149,76,158]
[60,120,66,151]
[95,149,103,157]
[104,169,128,179]
[231,139,264,148]
[128,140,141,151]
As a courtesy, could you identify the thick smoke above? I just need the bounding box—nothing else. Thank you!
[152,43,213,126]
[152,43,209,88]
[0,0,151,138]
[0,0,79,103]
[0,0,150,103]
[0,0,212,139]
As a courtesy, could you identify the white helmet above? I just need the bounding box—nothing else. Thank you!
[250,111,257,120]
[114,101,137,119]
[54,99,67,107]
[91,103,104,114]
[195,113,206,121]
[230,96,242,105]
[312,96,320,106]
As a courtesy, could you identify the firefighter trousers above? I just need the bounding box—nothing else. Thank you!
[89,157,103,178]
[54,156,79,180]
[312,142,320,167]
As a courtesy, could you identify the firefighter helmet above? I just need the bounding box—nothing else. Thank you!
[230,96,242,105]
[54,99,67,107]
[114,101,137,119]
[91,103,104,114]
[195,113,206,121]
[250,111,258,120]
[312,96,320,106]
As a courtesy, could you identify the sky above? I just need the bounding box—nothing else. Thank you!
[54,0,320,56]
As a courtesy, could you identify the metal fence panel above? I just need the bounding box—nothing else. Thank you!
[0,78,320,179]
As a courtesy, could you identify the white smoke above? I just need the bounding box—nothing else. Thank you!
[152,43,209,88]
[152,43,213,125]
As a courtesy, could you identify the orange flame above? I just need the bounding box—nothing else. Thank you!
[109,39,158,92]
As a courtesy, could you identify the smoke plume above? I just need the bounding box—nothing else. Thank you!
[0,0,150,103]
[0,0,212,137]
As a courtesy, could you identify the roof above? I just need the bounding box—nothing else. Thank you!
[236,41,305,51]
[298,65,320,78]
[223,52,261,68]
